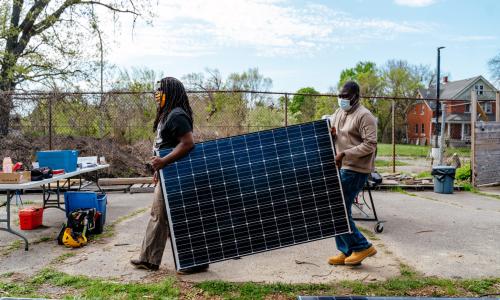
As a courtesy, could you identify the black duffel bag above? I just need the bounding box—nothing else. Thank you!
[31,167,53,181]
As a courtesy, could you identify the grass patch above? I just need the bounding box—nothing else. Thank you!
[390,186,417,197]
[33,236,53,245]
[196,274,500,299]
[50,252,76,265]
[375,160,408,167]
[377,144,470,158]
[0,272,14,278]
[357,225,380,241]
[460,183,500,201]
[377,144,430,158]
[445,147,471,157]
[2,267,499,299]
[197,280,333,299]
[1,240,23,256]
[0,281,40,298]
[416,171,432,179]
[196,264,498,299]
[460,182,476,192]
[30,268,179,299]
[95,207,148,239]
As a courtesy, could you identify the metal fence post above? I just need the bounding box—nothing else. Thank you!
[284,93,288,127]
[471,90,477,187]
[392,99,396,173]
[496,91,500,122]
[49,97,53,150]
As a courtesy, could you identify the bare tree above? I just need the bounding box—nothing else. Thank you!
[488,52,500,86]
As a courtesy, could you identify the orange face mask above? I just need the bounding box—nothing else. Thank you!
[155,91,166,108]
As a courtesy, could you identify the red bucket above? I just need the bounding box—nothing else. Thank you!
[19,207,44,230]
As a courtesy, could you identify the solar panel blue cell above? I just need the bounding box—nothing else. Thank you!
[158,120,350,270]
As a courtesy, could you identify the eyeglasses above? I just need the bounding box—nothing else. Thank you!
[338,94,351,99]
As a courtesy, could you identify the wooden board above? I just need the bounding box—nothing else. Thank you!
[474,122,500,186]
[129,183,156,194]
[47,179,80,189]
[98,177,153,186]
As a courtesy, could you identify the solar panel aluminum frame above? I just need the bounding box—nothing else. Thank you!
[157,119,351,271]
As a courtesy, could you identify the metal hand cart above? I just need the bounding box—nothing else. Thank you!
[353,173,385,233]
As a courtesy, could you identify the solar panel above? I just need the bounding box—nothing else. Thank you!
[297,297,488,300]
[158,120,350,270]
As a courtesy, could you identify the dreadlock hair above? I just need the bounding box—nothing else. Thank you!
[153,77,194,131]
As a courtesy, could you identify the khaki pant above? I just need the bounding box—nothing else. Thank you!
[139,184,170,266]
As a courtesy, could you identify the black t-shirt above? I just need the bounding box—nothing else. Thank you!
[154,108,193,150]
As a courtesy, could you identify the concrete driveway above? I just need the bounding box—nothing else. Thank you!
[1,188,499,283]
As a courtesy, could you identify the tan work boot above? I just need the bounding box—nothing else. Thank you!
[345,246,377,265]
[328,253,347,265]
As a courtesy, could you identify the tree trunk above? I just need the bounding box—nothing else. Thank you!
[0,76,16,137]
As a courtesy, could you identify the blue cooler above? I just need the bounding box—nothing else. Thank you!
[431,166,456,194]
[64,192,107,233]
[37,150,79,172]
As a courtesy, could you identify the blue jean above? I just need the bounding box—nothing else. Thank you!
[335,169,372,255]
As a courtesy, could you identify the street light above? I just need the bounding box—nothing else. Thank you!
[434,46,445,148]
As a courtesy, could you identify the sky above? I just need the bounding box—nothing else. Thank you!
[102,0,500,93]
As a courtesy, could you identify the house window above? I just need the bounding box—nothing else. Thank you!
[475,84,484,95]
[421,105,425,115]
[414,105,418,114]
[421,123,425,134]
[465,103,471,113]
[415,124,419,134]
[483,102,492,113]
[464,124,471,136]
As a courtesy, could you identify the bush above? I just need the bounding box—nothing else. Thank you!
[456,163,471,181]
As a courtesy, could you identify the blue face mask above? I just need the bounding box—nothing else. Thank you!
[338,97,352,111]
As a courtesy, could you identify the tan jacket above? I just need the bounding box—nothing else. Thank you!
[330,104,377,174]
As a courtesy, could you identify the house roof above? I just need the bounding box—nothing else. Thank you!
[419,75,497,102]
[440,76,482,99]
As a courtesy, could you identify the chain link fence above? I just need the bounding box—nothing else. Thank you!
[5,91,340,145]
[2,90,494,177]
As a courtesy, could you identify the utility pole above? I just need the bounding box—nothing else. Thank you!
[432,46,445,165]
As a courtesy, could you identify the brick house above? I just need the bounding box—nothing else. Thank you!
[407,76,497,147]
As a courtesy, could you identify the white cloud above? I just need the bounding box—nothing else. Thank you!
[394,0,437,7]
[104,0,430,62]
[448,35,497,42]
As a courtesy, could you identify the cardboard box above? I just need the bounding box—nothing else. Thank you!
[0,171,31,184]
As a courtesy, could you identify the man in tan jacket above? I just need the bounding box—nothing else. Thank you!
[328,81,378,266]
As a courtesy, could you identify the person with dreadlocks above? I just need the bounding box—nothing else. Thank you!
[130,77,209,273]
[327,81,378,266]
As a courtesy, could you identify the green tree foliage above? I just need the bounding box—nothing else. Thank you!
[102,67,163,142]
[338,61,383,97]
[337,60,431,143]
[247,103,284,132]
[314,95,337,120]
[113,67,163,92]
[289,87,320,123]
[0,0,151,136]
[183,68,276,137]
[381,60,428,142]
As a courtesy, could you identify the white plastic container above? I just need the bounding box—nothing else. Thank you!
[2,157,13,173]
